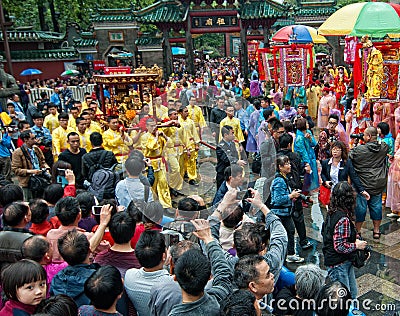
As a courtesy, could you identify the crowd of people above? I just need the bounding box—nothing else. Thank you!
[0,57,393,315]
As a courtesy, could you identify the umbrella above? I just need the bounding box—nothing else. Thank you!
[72,60,87,66]
[318,2,400,37]
[20,68,42,76]
[272,25,327,44]
[61,69,80,77]
[172,47,186,55]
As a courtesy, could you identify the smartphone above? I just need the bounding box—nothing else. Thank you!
[92,206,102,216]
[57,168,66,177]
[236,190,247,200]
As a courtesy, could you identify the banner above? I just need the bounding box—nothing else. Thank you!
[104,66,131,75]
[279,47,308,87]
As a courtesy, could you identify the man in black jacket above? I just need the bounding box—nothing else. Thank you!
[82,132,118,182]
[216,125,246,189]
[349,127,389,239]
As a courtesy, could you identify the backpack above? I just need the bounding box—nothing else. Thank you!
[88,151,120,201]
[179,89,189,106]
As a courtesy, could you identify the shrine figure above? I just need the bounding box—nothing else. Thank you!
[366,47,384,100]
[334,66,351,107]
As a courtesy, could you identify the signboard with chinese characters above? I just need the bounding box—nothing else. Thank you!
[191,16,238,29]
[104,66,131,75]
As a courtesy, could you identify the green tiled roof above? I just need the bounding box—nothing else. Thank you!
[0,31,64,42]
[136,37,163,46]
[272,18,295,27]
[240,0,288,20]
[73,38,98,47]
[137,0,188,23]
[294,6,337,16]
[4,49,78,61]
[91,8,136,22]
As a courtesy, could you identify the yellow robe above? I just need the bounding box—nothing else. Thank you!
[102,129,132,164]
[68,115,77,129]
[187,104,207,129]
[219,116,245,144]
[76,130,92,152]
[43,113,59,134]
[52,126,75,161]
[149,105,168,121]
[86,121,103,135]
[163,125,187,191]
[178,116,200,181]
[141,132,172,208]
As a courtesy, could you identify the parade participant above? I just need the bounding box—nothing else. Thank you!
[44,103,60,134]
[81,110,102,135]
[141,118,172,209]
[294,118,319,192]
[187,96,207,131]
[52,113,74,162]
[178,106,200,186]
[318,87,335,128]
[246,99,262,153]
[67,105,80,129]
[164,109,186,196]
[103,116,132,164]
[279,100,297,121]
[219,104,245,153]
[306,82,318,120]
[150,96,168,121]
[75,117,92,152]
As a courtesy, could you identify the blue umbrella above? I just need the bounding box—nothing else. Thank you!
[20,68,42,76]
[172,47,186,55]
[73,60,87,65]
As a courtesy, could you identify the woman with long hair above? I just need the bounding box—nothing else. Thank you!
[322,181,368,299]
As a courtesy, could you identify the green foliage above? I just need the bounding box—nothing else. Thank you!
[3,0,155,32]
[194,33,224,57]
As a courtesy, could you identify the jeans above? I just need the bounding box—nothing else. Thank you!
[278,215,295,255]
[327,260,357,298]
[355,193,382,222]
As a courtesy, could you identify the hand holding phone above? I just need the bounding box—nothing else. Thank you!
[92,206,103,216]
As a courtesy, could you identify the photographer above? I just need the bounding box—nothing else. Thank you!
[349,127,388,239]
[270,155,304,263]
[11,130,50,200]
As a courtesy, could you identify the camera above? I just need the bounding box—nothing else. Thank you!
[57,168,66,177]
[328,135,337,143]
[350,133,364,140]
[298,192,312,204]
[41,168,51,181]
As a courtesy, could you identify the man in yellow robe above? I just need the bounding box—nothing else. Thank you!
[163,109,186,195]
[81,111,103,135]
[43,103,59,133]
[187,96,207,131]
[219,105,245,153]
[52,112,75,162]
[68,105,80,129]
[75,117,92,152]
[149,96,168,121]
[141,118,172,209]
[102,116,132,164]
[178,106,200,185]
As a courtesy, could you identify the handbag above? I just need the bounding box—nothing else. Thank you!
[319,185,331,205]
[20,145,51,196]
[352,240,371,268]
